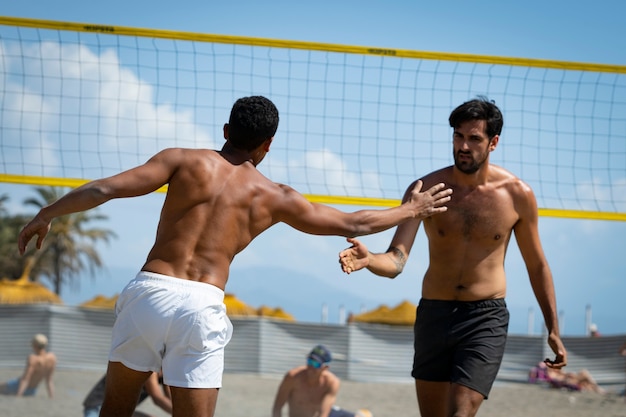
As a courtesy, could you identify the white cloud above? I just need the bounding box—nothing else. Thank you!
[576,177,626,213]
[1,40,216,179]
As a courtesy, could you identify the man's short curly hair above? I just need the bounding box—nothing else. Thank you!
[228,96,279,151]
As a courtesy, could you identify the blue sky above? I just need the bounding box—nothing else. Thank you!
[1,0,625,335]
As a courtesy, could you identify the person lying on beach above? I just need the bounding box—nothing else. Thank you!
[0,334,56,398]
[528,362,605,394]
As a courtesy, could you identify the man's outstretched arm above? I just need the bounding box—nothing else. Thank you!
[18,148,180,254]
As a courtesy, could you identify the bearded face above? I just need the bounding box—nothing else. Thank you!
[453,145,490,174]
[451,119,496,174]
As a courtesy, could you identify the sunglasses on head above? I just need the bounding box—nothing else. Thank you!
[307,357,324,369]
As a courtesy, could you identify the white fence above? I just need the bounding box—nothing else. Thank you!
[0,305,624,387]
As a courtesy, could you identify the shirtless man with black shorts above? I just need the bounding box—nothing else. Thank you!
[18,95,451,417]
[339,97,567,417]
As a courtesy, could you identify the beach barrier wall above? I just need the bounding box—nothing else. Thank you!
[0,305,624,386]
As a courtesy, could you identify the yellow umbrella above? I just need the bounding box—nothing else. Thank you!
[224,293,257,317]
[351,300,417,326]
[258,305,295,321]
[350,304,391,324]
[381,300,417,326]
[0,258,62,305]
[80,294,119,309]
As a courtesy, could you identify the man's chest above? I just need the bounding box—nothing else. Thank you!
[426,188,518,240]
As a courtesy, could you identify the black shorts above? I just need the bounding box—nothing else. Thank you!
[329,407,355,417]
[411,298,509,398]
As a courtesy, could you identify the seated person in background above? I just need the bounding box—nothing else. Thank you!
[528,361,605,394]
[83,371,171,417]
[272,345,372,417]
[0,333,57,398]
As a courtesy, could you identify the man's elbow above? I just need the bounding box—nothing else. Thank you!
[381,270,401,279]
[368,265,401,279]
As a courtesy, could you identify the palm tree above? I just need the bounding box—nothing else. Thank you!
[0,194,31,279]
[0,194,7,215]
[22,186,117,295]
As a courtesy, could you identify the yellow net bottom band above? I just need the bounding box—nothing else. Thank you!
[2,174,624,222]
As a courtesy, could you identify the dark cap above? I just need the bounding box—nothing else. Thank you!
[308,345,332,364]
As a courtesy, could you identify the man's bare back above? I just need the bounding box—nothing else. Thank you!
[23,349,57,391]
[0,334,57,398]
[139,146,287,289]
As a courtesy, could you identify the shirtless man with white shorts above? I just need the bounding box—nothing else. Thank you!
[18,96,452,417]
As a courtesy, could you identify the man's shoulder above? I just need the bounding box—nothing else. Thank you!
[159,147,218,160]
[489,164,518,179]
[322,370,341,391]
[289,365,308,375]
[420,166,453,184]
[322,369,340,383]
[282,366,308,383]
[490,165,534,193]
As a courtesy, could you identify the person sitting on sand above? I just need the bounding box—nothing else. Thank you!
[272,345,372,417]
[0,334,57,398]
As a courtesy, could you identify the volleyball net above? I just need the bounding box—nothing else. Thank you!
[1,16,625,221]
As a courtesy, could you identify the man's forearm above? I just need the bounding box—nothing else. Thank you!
[367,247,406,278]
[531,272,560,335]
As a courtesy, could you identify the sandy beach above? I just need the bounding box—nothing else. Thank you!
[0,368,624,417]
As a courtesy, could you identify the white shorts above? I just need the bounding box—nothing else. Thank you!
[109,271,233,388]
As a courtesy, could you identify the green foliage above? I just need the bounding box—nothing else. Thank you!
[0,195,30,279]
[1,187,117,295]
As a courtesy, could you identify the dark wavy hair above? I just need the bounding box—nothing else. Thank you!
[448,96,503,139]
[228,96,279,151]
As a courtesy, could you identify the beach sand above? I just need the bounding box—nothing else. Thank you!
[1,368,624,417]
